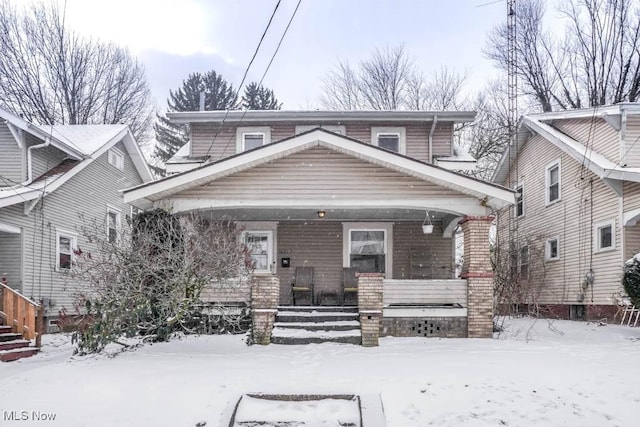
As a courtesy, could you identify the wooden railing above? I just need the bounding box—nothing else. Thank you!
[0,281,44,347]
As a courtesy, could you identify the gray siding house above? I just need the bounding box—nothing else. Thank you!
[124,110,514,340]
[493,103,640,320]
[0,107,153,329]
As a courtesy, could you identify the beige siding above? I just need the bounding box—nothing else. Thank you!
[383,279,467,306]
[553,118,619,163]
[276,221,343,304]
[0,122,24,184]
[393,221,454,279]
[496,132,623,306]
[0,140,144,317]
[0,232,22,290]
[190,121,454,164]
[623,115,640,167]
[623,181,640,213]
[173,146,469,202]
[624,225,640,260]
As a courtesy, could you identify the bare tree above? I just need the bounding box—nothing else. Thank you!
[486,0,640,111]
[0,0,154,140]
[406,66,470,111]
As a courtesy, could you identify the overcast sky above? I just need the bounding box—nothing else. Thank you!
[40,0,511,111]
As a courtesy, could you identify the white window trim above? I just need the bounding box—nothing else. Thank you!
[371,127,406,155]
[236,126,271,153]
[295,125,346,135]
[545,236,560,261]
[106,205,121,242]
[594,219,616,253]
[545,159,561,206]
[238,221,278,274]
[342,222,393,278]
[55,229,77,271]
[515,181,524,218]
[242,230,274,274]
[108,148,125,171]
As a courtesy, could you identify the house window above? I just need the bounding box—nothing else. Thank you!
[515,183,524,217]
[546,160,561,204]
[295,125,346,135]
[519,246,529,278]
[129,205,143,220]
[546,237,559,261]
[236,127,271,153]
[349,230,386,273]
[56,231,77,270]
[108,148,124,171]
[106,207,121,243]
[244,231,273,273]
[594,219,615,252]
[371,127,406,154]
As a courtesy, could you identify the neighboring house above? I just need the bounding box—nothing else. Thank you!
[124,110,514,340]
[492,103,640,320]
[0,107,153,330]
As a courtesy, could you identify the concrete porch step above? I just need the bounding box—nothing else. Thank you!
[0,346,40,362]
[276,312,359,323]
[271,327,361,345]
[277,305,358,313]
[0,333,23,342]
[273,320,360,331]
[0,325,13,334]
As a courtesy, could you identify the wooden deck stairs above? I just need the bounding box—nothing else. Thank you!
[0,281,43,362]
[271,306,361,345]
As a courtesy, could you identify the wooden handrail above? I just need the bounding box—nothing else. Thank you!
[0,281,44,347]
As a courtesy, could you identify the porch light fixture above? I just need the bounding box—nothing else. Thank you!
[422,210,433,234]
[317,210,326,219]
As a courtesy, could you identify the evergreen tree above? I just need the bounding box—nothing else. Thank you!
[152,71,238,175]
[242,82,282,110]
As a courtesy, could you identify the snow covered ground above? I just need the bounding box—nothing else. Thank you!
[1,317,639,426]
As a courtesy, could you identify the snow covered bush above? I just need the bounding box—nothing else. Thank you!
[622,256,640,307]
[69,209,254,354]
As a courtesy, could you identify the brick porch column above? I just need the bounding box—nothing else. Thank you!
[460,216,494,338]
[358,273,384,347]
[250,274,280,345]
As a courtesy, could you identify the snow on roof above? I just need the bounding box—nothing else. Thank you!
[34,124,128,156]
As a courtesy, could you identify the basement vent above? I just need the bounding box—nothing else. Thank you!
[570,305,586,321]
[411,320,442,337]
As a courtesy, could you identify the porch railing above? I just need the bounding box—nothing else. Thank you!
[0,281,44,347]
[383,279,467,307]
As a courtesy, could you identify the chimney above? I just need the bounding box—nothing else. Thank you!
[199,91,205,111]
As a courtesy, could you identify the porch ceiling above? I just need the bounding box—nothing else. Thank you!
[188,208,454,222]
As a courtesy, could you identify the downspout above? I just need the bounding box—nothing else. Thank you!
[428,115,438,164]
[23,137,51,185]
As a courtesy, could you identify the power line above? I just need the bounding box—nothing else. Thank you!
[214,0,303,159]
[204,0,283,158]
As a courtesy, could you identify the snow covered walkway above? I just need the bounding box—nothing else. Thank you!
[0,318,638,426]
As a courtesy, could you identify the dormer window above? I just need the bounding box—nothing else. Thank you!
[371,127,406,154]
[236,127,271,153]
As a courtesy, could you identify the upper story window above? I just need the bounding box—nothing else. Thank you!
[594,219,615,252]
[295,125,346,135]
[546,237,560,261]
[236,127,271,153]
[108,148,124,171]
[56,230,77,271]
[371,127,406,154]
[515,183,524,217]
[106,206,121,243]
[545,159,561,205]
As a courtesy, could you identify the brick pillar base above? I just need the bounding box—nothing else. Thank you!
[358,273,384,347]
[250,274,280,345]
[460,216,494,338]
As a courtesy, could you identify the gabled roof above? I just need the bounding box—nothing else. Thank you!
[492,112,640,191]
[0,107,153,208]
[124,128,514,210]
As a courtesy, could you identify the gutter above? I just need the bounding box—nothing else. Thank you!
[428,115,438,164]
[23,137,51,185]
